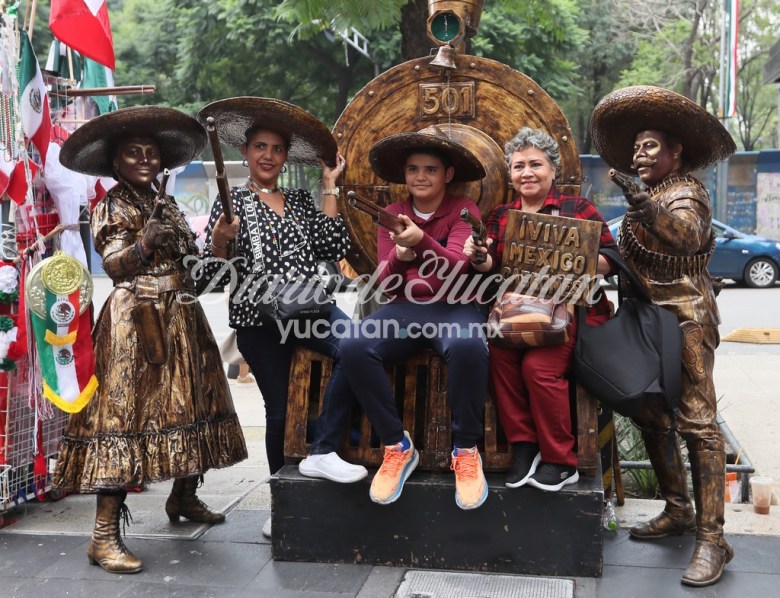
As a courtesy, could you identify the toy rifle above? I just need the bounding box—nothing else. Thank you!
[347,191,405,234]
[459,207,487,264]
[205,116,234,223]
[608,169,640,200]
[150,168,170,220]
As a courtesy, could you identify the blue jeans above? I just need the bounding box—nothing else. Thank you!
[236,306,356,474]
[338,301,489,448]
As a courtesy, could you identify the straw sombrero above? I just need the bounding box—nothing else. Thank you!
[369,127,486,183]
[60,106,206,177]
[589,85,736,173]
[196,96,338,167]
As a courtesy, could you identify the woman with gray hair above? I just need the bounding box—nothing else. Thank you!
[464,127,616,492]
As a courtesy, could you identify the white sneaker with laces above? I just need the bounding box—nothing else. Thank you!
[262,516,272,538]
[299,452,368,483]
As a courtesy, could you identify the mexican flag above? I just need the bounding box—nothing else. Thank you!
[81,56,117,115]
[0,95,17,196]
[31,288,97,413]
[4,160,39,206]
[49,0,115,70]
[0,144,15,198]
[18,32,51,167]
[46,41,116,115]
[724,0,739,118]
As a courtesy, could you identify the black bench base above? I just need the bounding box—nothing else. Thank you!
[270,465,605,577]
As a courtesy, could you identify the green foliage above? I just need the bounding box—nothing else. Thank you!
[559,0,636,152]
[614,414,660,498]
[110,0,384,127]
[89,0,779,153]
[472,1,586,101]
[275,0,409,38]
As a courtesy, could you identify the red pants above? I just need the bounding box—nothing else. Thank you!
[489,311,609,467]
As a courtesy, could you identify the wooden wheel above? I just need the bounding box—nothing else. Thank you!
[333,53,581,274]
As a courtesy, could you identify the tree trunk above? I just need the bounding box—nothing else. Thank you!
[400,0,432,61]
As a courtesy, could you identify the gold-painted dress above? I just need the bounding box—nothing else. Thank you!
[53,184,247,493]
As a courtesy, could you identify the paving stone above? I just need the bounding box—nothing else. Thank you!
[247,559,372,594]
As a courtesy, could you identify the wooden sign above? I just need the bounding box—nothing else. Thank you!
[500,210,602,306]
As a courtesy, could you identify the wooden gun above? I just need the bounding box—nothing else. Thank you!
[459,207,487,264]
[150,168,170,220]
[205,116,234,223]
[608,169,640,201]
[347,191,405,234]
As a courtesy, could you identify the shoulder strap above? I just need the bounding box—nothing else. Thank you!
[599,246,651,303]
[241,190,268,275]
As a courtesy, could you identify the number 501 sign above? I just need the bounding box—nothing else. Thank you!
[418,82,475,119]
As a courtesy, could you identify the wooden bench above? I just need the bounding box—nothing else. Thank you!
[284,346,599,476]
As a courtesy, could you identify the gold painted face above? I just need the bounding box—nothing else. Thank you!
[632,130,681,186]
[113,137,161,189]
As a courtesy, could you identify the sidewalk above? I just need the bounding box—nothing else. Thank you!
[3,365,780,598]
[2,281,779,596]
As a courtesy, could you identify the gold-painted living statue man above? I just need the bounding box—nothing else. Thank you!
[590,85,737,587]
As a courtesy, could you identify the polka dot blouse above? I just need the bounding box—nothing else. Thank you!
[201,185,349,328]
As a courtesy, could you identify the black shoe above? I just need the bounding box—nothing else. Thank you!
[526,462,579,491]
[227,363,239,379]
[505,442,541,488]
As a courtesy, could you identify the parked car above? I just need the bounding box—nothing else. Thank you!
[607,216,780,288]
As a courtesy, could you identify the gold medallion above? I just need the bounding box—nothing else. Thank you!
[41,253,83,295]
[26,252,94,318]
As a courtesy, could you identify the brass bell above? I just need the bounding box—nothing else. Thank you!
[430,44,457,70]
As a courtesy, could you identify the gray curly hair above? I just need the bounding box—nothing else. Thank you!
[504,127,561,175]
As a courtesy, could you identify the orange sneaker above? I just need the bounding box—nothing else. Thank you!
[451,447,488,510]
[369,431,419,505]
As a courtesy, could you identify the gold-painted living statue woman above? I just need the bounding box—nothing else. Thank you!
[52,106,248,574]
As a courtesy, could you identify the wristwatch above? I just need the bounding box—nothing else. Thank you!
[322,187,340,196]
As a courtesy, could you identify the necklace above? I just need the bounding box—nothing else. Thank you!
[246,178,279,194]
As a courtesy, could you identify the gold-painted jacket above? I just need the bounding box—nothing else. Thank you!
[53,184,247,493]
[619,174,720,326]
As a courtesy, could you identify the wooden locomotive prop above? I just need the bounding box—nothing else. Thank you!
[273,0,604,577]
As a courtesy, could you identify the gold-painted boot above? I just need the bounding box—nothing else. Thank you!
[681,449,733,587]
[87,492,143,574]
[630,430,695,539]
[165,476,225,524]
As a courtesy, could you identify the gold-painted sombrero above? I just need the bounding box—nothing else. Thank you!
[369,126,487,184]
[59,106,207,177]
[196,96,338,167]
[589,85,736,173]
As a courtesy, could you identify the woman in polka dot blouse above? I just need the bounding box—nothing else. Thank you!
[196,98,367,513]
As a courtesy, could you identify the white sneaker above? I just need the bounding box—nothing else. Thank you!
[262,516,272,539]
[298,452,368,483]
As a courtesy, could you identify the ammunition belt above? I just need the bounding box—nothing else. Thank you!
[620,219,715,278]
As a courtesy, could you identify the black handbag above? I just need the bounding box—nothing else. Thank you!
[258,276,332,321]
[240,187,332,322]
[574,247,683,417]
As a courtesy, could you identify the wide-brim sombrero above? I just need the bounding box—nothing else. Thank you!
[369,127,486,183]
[589,85,736,173]
[60,106,206,177]
[196,96,338,167]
